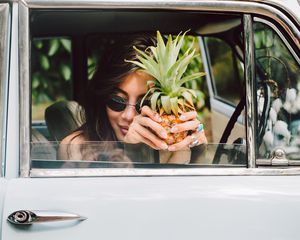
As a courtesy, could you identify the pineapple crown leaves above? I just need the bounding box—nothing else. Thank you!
[125,30,206,116]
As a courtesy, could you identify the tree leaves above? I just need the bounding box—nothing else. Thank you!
[60,39,72,53]
[60,64,71,81]
[40,54,50,70]
[32,38,72,106]
[48,39,60,56]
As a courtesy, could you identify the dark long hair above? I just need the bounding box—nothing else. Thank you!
[81,33,156,141]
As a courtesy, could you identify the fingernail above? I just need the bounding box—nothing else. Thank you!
[161,131,168,139]
[161,143,168,150]
[179,115,186,121]
[154,113,162,122]
[168,146,175,151]
[170,127,177,133]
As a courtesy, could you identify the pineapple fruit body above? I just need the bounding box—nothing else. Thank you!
[160,114,188,145]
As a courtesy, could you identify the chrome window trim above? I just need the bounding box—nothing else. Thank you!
[19,0,300,177]
[0,3,10,177]
[244,14,256,168]
[19,1,30,177]
[30,167,300,177]
[22,0,300,49]
[5,2,21,178]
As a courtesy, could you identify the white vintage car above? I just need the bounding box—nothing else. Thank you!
[1,0,300,239]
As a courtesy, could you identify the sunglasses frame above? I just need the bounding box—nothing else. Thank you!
[106,95,149,113]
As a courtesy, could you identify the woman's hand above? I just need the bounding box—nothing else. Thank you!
[167,111,207,152]
[124,106,169,150]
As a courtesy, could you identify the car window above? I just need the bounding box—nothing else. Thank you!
[254,20,300,164]
[29,10,247,172]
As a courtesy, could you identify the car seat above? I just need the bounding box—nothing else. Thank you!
[31,128,57,160]
[45,101,84,141]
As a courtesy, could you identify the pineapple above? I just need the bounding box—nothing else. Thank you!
[127,31,205,145]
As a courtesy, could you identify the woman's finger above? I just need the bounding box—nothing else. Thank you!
[134,123,168,150]
[168,136,191,151]
[198,130,208,144]
[123,127,140,144]
[124,125,159,149]
[171,119,200,133]
[137,115,168,139]
[140,106,162,123]
[168,131,207,151]
[179,111,197,121]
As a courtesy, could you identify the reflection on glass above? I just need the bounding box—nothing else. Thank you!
[31,142,247,169]
[254,22,300,161]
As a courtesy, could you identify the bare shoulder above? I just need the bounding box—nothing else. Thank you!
[58,131,87,160]
[60,130,87,145]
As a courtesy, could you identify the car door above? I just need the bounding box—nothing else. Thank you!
[2,1,300,240]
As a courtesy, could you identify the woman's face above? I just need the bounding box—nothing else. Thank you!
[106,71,151,141]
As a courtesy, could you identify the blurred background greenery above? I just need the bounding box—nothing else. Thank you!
[31,38,73,120]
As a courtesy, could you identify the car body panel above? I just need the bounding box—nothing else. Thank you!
[2,177,300,240]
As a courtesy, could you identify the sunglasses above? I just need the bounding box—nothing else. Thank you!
[106,95,150,113]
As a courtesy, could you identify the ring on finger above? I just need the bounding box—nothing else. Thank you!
[196,123,204,132]
[188,134,199,148]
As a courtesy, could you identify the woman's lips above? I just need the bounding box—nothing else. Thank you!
[119,126,128,136]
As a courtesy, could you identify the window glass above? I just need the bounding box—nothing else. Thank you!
[254,21,300,161]
[29,11,247,171]
[31,33,247,168]
[205,37,244,105]
[31,142,246,168]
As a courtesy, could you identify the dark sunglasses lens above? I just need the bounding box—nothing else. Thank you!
[107,96,126,112]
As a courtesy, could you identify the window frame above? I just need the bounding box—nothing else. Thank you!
[19,0,300,177]
[0,3,10,177]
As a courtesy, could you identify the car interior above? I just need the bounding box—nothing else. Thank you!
[30,10,248,168]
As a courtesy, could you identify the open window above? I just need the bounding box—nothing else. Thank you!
[29,10,247,172]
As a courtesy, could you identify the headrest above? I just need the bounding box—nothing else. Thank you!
[45,101,84,141]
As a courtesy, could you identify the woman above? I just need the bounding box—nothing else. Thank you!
[59,33,207,164]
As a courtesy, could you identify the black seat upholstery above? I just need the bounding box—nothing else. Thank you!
[45,101,84,141]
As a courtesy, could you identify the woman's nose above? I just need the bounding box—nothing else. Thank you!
[121,105,137,122]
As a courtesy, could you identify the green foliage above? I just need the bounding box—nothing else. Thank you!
[31,38,72,106]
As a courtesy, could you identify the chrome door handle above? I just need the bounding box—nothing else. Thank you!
[7,210,87,225]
